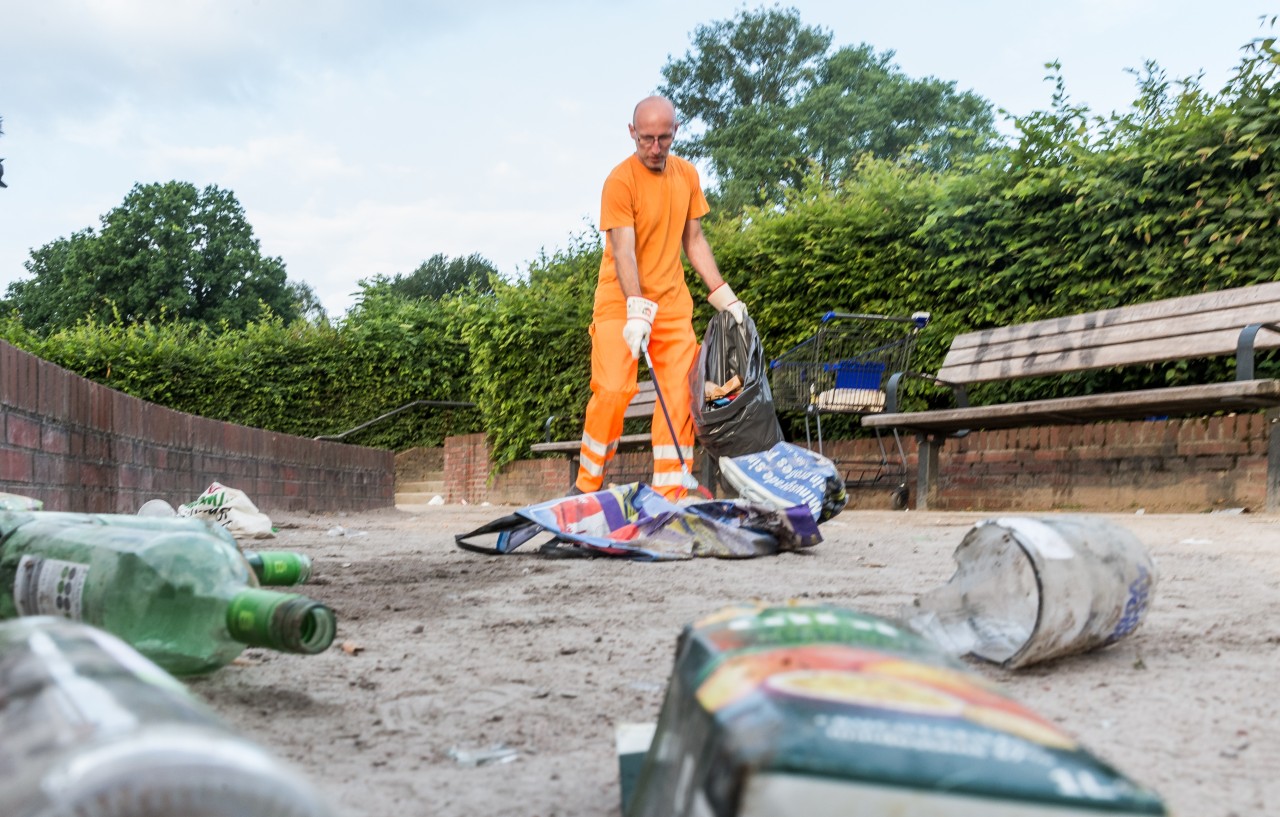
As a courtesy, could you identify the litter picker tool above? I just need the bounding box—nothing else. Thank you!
[644,349,713,500]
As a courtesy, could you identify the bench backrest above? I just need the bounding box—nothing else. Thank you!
[625,380,659,420]
[939,281,1280,385]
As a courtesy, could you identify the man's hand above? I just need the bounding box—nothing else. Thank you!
[623,296,658,359]
[708,283,746,325]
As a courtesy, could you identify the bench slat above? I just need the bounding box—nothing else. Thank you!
[863,379,1280,433]
[531,431,651,455]
[940,325,1280,384]
[947,281,1280,351]
[533,381,660,453]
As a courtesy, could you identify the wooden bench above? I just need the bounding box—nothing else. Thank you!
[530,380,718,492]
[531,381,658,487]
[862,281,1280,510]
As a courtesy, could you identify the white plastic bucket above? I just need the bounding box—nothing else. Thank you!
[904,516,1157,668]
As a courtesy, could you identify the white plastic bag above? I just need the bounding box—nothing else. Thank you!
[177,481,275,539]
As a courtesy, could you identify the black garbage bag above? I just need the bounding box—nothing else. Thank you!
[689,311,785,460]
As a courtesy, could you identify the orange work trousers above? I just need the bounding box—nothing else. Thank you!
[575,315,698,499]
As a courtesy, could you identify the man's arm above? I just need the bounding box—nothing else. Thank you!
[607,226,642,299]
[682,217,726,292]
[685,216,746,324]
[609,225,658,359]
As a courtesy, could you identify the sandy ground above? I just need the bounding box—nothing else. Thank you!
[186,502,1279,817]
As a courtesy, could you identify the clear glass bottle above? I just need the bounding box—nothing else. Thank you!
[0,511,335,675]
[0,616,337,817]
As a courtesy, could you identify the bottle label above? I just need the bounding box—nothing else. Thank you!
[14,555,89,619]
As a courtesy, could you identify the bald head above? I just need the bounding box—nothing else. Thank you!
[630,96,678,171]
[633,96,676,127]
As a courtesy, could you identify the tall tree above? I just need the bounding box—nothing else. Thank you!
[660,6,999,212]
[356,253,497,303]
[8,181,303,334]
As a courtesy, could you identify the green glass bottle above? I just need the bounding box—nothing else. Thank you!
[0,510,336,675]
[243,550,313,585]
[134,501,314,586]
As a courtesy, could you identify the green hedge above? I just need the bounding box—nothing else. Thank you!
[0,298,482,451]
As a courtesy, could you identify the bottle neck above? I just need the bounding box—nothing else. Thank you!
[242,551,313,586]
[226,589,336,655]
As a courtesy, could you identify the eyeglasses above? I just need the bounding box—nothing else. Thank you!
[635,133,674,148]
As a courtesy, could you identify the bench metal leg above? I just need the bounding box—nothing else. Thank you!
[1268,409,1280,513]
[916,434,943,511]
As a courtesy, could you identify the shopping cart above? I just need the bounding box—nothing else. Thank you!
[770,311,930,509]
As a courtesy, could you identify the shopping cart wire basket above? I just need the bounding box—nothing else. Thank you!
[770,310,930,509]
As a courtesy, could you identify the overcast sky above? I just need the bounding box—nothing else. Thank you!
[1,1,1274,318]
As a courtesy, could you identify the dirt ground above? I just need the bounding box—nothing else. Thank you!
[186,502,1279,817]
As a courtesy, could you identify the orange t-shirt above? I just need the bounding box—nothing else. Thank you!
[593,154,710,321]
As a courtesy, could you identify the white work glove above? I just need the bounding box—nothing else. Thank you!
[623,296,658,360]
[708,283,747,325]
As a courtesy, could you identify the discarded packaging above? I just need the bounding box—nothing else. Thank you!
[718,441,848,522]
[447,744,520,766]
[624,602,1165,816]
[904,516,1157,668]
[456,483,820,560]
[0,510,336,674]
[178,480,276,539]
[0,616,336,817]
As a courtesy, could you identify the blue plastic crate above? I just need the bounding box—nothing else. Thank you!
[824,360,884,390]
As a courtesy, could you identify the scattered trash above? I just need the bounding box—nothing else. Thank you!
[324,526,366,538]
[177,481,276,539]
[446,744,519,766]
[456,483,820,560]
[623,602,1165,816]
[0,509,336,674]
[1211,507,1247,515]
[718,441,848,522]
[134,499,311,586]
[689,311,785,459]
[242,551,313,586]
[428,495,445,505]
[615,723,657,813]
[0,617,338,817]
[904,516,1157,669]
[0,492,42,511]
[137,498,177,517]
[341,640,363,656]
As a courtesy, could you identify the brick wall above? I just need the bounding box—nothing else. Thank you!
[440,411,1274,513]
[1,341,394,513]
[822,413,1271,512]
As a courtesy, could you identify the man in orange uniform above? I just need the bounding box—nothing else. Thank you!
[574,95,747,499]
